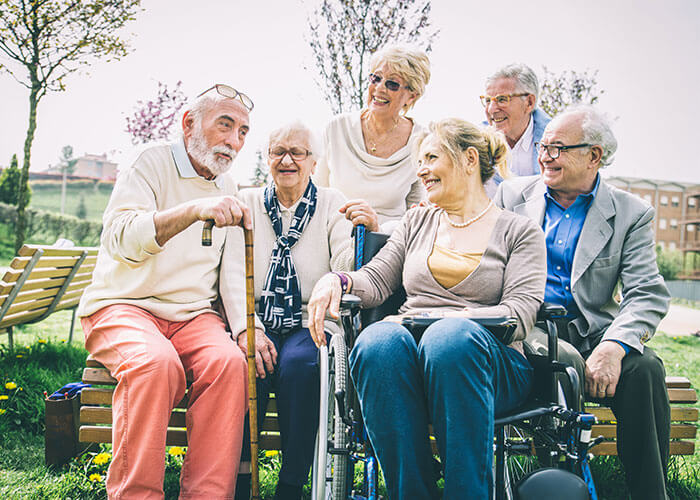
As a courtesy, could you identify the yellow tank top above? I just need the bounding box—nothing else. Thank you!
[428,244,483,289]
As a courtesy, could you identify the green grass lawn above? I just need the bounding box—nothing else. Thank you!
[1,314,698,499]
[28,183,112,223]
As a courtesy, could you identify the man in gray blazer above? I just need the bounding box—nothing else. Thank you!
[495,105,671,500]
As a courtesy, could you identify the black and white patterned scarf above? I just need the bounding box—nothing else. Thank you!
[260,180,318,335]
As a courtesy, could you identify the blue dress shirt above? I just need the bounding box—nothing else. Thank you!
[543,175,600,315]
[542,175,630,354]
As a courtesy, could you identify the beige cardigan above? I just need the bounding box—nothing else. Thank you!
[348,207,547,344]
[220,185,353,336]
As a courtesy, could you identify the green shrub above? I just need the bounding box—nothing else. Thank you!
[657,245,683,281]
[0,202,102,246]
[0,341,88,439]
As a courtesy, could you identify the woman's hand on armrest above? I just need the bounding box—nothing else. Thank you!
[307,273,346,347]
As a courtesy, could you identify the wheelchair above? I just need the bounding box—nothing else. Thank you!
[312,227,600,500]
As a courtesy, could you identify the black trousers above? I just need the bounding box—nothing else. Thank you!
[527,327,671,500]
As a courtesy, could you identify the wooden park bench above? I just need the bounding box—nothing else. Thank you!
[588,375,698,456]
[79,356,697,460]
[79,356,281,451]
[0,244,98,349]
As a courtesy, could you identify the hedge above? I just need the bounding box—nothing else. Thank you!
[0,202,102,247]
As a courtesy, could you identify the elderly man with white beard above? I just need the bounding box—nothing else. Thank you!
[78,85,256,499]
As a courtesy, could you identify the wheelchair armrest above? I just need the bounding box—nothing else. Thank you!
[401,316,518,345]
[340,294,362,310]
[537,302,567,321]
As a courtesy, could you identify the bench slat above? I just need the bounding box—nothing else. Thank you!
[11,255,85,270]
[1,267,73,283]
[83,368,118,385]
[588,406,698,422]
[79,426,282,450]
[18,245,98,257]
[666,376,691,388]
[668,388,698,404]
[592,440,695,456]
[591,423,697,439]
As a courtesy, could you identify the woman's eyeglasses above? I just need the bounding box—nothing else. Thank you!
[268,148,312,161]
[197,84,254,111]
[368,73,408,92]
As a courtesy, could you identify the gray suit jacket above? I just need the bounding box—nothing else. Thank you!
[494,175,670,354]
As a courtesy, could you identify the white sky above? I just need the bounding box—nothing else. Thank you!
[1,0,699,185]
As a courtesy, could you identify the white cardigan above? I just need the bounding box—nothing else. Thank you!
[220,185,353,336]
[313,112,426,233]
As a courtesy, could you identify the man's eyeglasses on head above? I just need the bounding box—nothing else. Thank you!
[480,93,530,107]
[368,73,408,92]
[197,84,254,111]
[268,148,312,162]
[535,142,592,160]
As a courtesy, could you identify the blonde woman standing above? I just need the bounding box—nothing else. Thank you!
[314,44,431,233]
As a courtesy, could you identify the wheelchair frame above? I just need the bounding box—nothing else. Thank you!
[312,226,600,500]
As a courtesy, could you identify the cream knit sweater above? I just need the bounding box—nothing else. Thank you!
[220,185,353,336]
[78,143,247,324]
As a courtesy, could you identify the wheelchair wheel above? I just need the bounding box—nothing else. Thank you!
[500,425,539,500]
[329,332,350,499]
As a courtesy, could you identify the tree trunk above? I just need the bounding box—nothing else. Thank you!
[61,168,67,214]
[15,83,40,254]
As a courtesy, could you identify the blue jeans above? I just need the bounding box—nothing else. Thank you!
[349,318,533,500]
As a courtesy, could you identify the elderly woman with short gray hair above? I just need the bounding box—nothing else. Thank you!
[314,44,431,233]
[222,121,352,500]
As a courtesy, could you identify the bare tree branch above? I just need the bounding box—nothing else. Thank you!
[306,0,438,114]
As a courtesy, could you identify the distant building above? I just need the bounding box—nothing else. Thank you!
[606,176,699,278]
[45,153,117,181]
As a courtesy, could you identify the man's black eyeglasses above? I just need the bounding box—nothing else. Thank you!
[368,73,409,92]
[536,142,592,159]
[197,84,254,111]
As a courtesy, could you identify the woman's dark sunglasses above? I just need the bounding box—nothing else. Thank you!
[368,73,408,92]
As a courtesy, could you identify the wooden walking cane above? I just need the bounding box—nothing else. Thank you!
[202,220,259,499]
[243,227,260,500]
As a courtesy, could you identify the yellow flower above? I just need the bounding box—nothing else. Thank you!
[0,409,6,415]
[93,452,112,465]
[0,395,8,400]
[89,473,103,482]
[38,339,47,344]
[15,355,23,358]
[5,382,17,390]
[264,450,279,457]
[168,446,185,456]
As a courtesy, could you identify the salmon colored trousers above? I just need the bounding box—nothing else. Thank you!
[81,304,248,500]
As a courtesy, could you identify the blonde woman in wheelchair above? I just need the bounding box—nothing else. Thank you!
[308,118,547,499]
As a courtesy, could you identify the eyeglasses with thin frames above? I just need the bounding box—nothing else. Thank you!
[197,84,254,111]
[268,148,312,162]
[368,73,409,92]
[479,93,530,107]
[535,142,592,159]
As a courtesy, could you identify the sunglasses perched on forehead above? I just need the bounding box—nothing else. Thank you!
[197,84,254,111]
[368,73,409,92]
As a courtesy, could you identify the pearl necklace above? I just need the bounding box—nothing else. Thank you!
[363,112,399,153]
[442,200,493,228]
